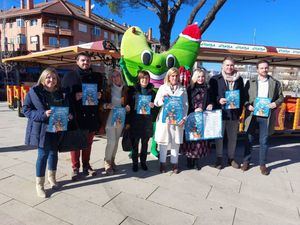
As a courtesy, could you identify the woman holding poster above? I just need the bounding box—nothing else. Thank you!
[182,69,213,170]
[154,67,188,174]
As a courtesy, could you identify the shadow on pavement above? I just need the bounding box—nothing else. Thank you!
[0,145,36,152]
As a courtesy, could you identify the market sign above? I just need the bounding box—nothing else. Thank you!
[276,48,300,55]
[200,41,267,52]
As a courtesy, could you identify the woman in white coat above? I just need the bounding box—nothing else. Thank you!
[154,67,188,173]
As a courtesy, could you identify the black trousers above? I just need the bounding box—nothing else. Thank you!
[132,137,149,165]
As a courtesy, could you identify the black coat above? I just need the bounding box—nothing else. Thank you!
[62,67,103,132]
[127,83,156,139]
[22,85,66,149]
[209,73,245,120]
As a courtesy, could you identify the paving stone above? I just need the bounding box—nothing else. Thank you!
[148,186,235,224]
[0,155,23,170]
[0,200,69,225]
[36,192,125,225]
[0,176,46,206]
[208,186,300,224]
[120,217,148,225]
[233,207,300,225]
[0,192,12,205]
[105,192,196,225]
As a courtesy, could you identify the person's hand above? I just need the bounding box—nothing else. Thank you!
[125,105,131,112]
[68,113,73,121]
[125,124,130,129]
[195,107,203,112]
[219,98,227,105]
[45,110,52,117]
[268,102,277,109]
[97,92,102,99]
[76,92,82,101]
[149,102,155,108]
[248,105,254,112]
[206,104,213,111]
[178,118,186,127]
[105,103,113,109]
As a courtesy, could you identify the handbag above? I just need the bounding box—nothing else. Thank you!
[58,128,89,152]
[121,128,132,152]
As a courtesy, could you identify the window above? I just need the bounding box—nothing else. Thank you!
[16,18,25,27]
[9,38,14,44]
[49,37,58,46]
[92,26,101,36]
[16,34,26,44]
[30,19,37,26]
[30,36,38,44]
[104,31,108,39]
[78,23,87,32]
[9,23,13,28]
[48,19,57,27]
[60,38,70,47]
[111,33,115,41]
[59,20,69,29]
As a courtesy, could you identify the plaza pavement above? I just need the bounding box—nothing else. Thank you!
[0,102,299,225]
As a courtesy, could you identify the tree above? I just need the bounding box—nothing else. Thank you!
[94,0,227,50]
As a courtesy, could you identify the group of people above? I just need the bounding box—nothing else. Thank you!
[22,53,283,198]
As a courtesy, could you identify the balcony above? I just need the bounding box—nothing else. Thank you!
[42,24,58,35]
[59,28,73,36]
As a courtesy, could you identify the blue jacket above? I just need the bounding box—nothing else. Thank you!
[22,85,63,149]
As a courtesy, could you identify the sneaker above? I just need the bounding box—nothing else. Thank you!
[71,169,80,181]
[141,163,148,171]
[132,164,138,172]
[83,167,97,176]
[214,157,223,170]
[260,165,269,176]
[228,159,240,169]
[241,162,250,171]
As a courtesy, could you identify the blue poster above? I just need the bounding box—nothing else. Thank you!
[225,90,240,109]
[111,107,126,127]
[162,96,183,125]
[82,83,98,106]
[47,106,69,133]
[137,95,152,115]
[185,112,204,141]
[254,97,271,117]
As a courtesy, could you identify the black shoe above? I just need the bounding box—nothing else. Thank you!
[141,163,148,171]
[215,157,223,170]
[132,164,138,172]
[71,169,80,181]
[187,158,194,169]
[83,167,97,176]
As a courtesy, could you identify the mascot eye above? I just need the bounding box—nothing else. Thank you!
[166,54,176,68]
[141,50,152,66]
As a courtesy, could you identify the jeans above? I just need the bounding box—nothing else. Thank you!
[36,147,58,177]
[244,117,269,165]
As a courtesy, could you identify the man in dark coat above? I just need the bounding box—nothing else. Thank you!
[62,52,102,180]
[209,56,245,169]
[241,60,284,175]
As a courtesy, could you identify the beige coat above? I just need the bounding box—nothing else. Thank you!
[154,84,188,145]
[244,75,284,135]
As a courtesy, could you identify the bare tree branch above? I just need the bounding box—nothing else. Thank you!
[186,0,206,25]
[199,0,227,33]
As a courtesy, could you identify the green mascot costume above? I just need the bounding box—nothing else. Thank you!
[120,23,201,157]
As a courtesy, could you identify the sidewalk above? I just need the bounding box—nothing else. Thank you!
[0,102,299,225]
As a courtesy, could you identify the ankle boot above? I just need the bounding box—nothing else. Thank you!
[48,170,58,190]
[160,163,166,173]
[36,177,46,198]
[172,164,179,174]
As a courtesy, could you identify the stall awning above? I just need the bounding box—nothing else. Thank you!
[198,41,300,67]
[2,40,120,67]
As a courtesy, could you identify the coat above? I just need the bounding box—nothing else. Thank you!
[22,85,65,149]
[127,83,156,139]
[62,67,102,132]
[154,84,188,145]
[187,83,213,113]
[209,73,245,120]
[244,75,284,135]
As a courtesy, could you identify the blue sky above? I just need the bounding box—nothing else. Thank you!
[1,0,300,70]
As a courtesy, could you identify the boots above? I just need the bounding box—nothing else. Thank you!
[36,177,46,198]
[172,164,179,174]
[48,170,58,190]
[160,163,166,173]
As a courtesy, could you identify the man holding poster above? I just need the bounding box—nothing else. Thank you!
[242,60,283,175]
